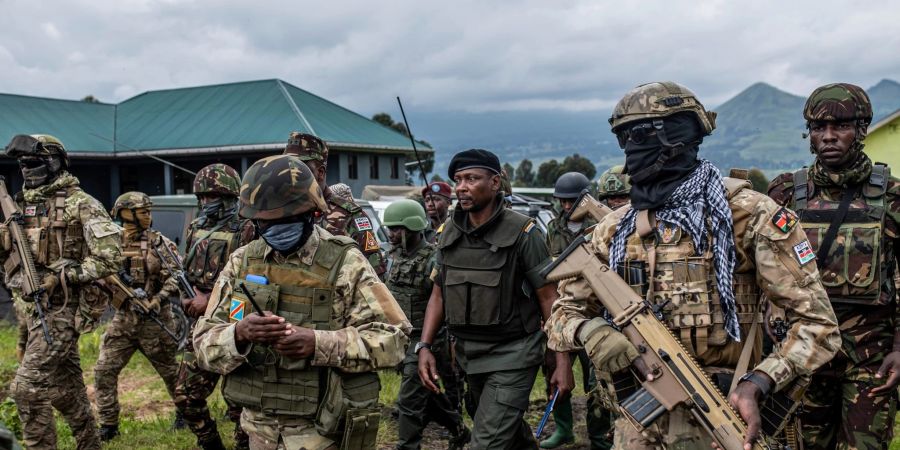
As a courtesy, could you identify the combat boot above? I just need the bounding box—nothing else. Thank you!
[198,434,226,450]
[540,398,575,448]
[172,410,186,430]
[98,424,119,442]
[448,424,471,450]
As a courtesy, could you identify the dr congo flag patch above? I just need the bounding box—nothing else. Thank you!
[230,298,245,321]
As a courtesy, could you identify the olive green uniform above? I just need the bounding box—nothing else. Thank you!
[435,198,552,450]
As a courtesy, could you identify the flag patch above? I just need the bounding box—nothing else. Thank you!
[24,206,37,216]
[229,299,245,321]
[364,231,380,252]
[793,240,815,265]
[771,207,798,233]
[354,217,373,231]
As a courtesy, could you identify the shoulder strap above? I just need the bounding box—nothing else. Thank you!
[793,168,809,211]
[185,220,229,264]
[729,319,761,395]
[817,185,860,270]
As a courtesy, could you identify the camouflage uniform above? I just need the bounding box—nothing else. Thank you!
[94,192,181,430]
[546,83,840,449]
[173,164,253,449]
[193,155,411,450]
[767,83,899,450]
[3,135,122,450]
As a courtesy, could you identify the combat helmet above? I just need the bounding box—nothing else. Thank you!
[803,83,873,147]
[596,165,631,199]
[383,199,429,232]
[111,191,153,219]
[5,134,70,167]
[239,154,327,220]
[608,82,717,137]
[553,172,591,199]
[193,163,240,197]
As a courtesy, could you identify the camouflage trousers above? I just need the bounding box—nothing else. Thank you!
[94,306,179,426]
[10,301,101,450]
[800,353,898,450]
[611,405,706,450]
[240,408,337,450]
[173,327,247,447]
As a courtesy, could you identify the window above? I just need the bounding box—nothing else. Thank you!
[348,154,358,179]
[370,155,380,179]
[390,156,400,179]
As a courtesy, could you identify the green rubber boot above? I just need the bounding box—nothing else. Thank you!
[540,397,575,448]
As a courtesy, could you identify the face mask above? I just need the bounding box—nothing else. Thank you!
[201,199,224,219]
[261,221,306,253]
[19,157,59,188]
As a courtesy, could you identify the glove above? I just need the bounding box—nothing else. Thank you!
[147,296,162,314]
[33,273,61,300]
[579,317,640,374]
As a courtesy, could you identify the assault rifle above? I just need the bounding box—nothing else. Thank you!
[102,270,180,342]
[541,238,803,450]
[0,176,52,344]
[151,240,196,299]
[565,189,613,225]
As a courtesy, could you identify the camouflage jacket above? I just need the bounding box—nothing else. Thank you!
[546,181,840,392]
[545,213,596,258]
[1,172,122,299]
[321,191,386,278]
[115,228,180,318]
[193,226,411,374]
[183,213,255,292]
[769,168,900,361]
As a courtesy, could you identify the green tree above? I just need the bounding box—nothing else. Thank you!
[559,153,597,180]
[748,168,770,193]
[515,159,535,186]
[430,173,446,183]
[371,112,410,136]
[81,95,100,103]
[536,159,560,187]
[502,163,517,186]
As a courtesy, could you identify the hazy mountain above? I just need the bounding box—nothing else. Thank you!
[870,79,900,123]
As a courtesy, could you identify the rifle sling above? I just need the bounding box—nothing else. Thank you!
[184,220,228,265]
[729,319,760,396]
[816,185,859,270]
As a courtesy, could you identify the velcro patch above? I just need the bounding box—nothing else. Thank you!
[354,217,373,231]
[229,298,245,321]
[793,240,815,265]
[771,207,798,233]
[24,206,37,216]
[523,221,536,234]
[364,231,380,252]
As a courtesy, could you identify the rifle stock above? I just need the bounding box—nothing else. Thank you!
[566,189,613,224]
[542,239,764,450]
[0,176,52,344]
[102,272,180,342]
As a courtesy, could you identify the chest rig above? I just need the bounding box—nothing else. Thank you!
[386,242,435,334]
[121,230,163,290]
[222,235,365,417]
[15,189,85,272]
[184,217,244,291]
[792,166,893,305]
[617,215,759,361]
[438,209,541,342]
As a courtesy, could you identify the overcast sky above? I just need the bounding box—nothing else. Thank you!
[1,0,899,115]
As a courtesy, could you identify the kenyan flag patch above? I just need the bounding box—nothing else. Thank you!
[771,207,798,233]
[229,298,245,321]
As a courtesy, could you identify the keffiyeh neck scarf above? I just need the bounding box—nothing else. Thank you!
[609,159,741,342]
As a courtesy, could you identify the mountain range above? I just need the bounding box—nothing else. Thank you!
[411,79,900,178]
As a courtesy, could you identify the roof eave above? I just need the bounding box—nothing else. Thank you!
[66,141,435,159]
[870,108,900,133]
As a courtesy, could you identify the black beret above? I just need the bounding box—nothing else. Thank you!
[448,149,501,179]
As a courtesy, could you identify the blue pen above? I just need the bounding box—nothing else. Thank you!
[535,388,560,438]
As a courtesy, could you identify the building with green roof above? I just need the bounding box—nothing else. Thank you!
[0,79,432,205]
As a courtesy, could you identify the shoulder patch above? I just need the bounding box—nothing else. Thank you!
[229,298,245,321]
[363,231,380,252]
[24,205,37,216]
[771,207,798,233]
[523,221,536,234]
[354,216,373,231]
[793,240,816,265]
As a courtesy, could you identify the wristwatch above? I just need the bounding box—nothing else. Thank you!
[414,342,432,354]
[738,371,773,399]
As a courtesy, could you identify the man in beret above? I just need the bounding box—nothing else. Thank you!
[422,181,452,243]
[284,132,386,278]
[417,149,574,449]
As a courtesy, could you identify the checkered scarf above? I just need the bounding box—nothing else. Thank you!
[609,159,741,342]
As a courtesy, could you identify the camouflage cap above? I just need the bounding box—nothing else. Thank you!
[284,132,329,163]
[803,83,873,125]
[240,154,327,220]
[596,165,631,198]
[193,163,241,197]
[5,134,69,166]
[111,191,153,218]
[609,82,716,135]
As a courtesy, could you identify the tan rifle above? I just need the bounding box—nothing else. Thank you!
[565,189,613,226]
[101,271,180,342]
[0,176,52,344]
[542,237,779,450]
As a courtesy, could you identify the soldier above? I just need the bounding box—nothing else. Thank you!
[193,154,411,450]
[417,149,574,450]
[545,82,840,449]
[541,171,612,450]
[596,165,631,210]
[767,83,900,449]
[93,192,182,441]
[283,132,386,278]
[422,181,452,243]
[173,164,254,450]
[3,134,122,450]
[384,199,470,450]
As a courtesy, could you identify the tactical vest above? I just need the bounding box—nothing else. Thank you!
[792,166,893,305]
[222,235,380,418]
[438,209,541,342]
[386,242,435,334]
[16,189,86,269]
[121,230,163,290]
[184,217,244,291]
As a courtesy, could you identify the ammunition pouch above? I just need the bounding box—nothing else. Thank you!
[315,369,380,449]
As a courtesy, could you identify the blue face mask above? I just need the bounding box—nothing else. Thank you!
[261,221,306,253]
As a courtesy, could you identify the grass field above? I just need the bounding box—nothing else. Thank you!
[1,324,899,449]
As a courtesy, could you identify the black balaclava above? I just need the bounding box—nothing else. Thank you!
[621,112,704,210]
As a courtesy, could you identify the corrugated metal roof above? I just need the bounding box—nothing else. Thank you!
[0,79,432,156]
[0,94,116,152]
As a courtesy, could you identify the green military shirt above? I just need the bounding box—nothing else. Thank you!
[545,213,596,258]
